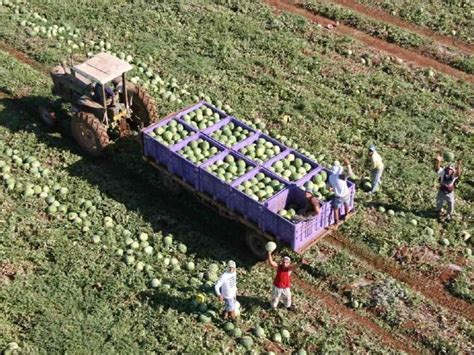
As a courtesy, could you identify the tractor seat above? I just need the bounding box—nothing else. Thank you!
[77,95,103,109]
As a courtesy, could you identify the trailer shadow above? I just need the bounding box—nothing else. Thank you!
[0,95,260,267]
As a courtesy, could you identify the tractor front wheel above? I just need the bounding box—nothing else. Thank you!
[127,84,158,129]
[38,106,57,127]
[71,112,110,157]
[245,230,269,260]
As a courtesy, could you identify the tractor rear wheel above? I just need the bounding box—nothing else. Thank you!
[245,230,268,260]
[71,112,110,157]
[127,84,158,129]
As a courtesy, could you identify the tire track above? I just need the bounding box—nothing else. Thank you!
[265,0,474,83]
[326,232,474,322]
[326,0,474,55]
[293,275,420,354]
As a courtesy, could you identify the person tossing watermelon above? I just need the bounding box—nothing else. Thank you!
[267,246,296,311]
[434,153,463,222]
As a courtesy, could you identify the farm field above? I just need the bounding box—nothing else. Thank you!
[354,0,473,44]
[0,0,473,353]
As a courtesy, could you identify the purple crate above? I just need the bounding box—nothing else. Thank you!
[263,149,320,183]
[142,116,197,169]
[262,185,326,250]
[228,167,289,225]
[234,132,289,166]
[203,117,258,148]
[199,151,256,204]
[169,134,226,188]
[176,101,228,132]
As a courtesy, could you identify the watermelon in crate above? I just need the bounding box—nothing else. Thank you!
[199,150,256,204]
[229,168,288,224]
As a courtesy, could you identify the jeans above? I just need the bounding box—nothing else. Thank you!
[371,168,383,192]
[436,190,454,216]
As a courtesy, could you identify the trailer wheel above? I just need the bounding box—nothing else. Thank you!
[245,230,268,260]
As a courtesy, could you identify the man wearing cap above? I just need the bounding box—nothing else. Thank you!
[267,251,295,311]
[368,144,384,193]
[434,154,462,221]
[328,164,350,224]
[214,260,238,320]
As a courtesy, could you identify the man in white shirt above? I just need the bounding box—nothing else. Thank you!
[368,144,384,193]
[214,260,238,320]
[328,164,350,224]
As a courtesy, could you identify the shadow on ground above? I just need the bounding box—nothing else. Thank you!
[0,96,260,269]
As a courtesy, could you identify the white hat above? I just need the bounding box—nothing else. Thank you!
[227,260,236,268]
[283,256,291,263]
[331,165,343,175]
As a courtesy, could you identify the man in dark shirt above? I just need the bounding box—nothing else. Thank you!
[303,187,320,216]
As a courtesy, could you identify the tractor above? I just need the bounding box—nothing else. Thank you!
[40,52,157,156]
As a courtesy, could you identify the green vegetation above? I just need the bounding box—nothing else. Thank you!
[303,0,474,74]
[355,0,474,43]
[0,0,473,352]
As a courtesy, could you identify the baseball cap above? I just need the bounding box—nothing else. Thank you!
[369,144,376,152]
[227,260,236,268]
[331,165,343,175]
[446,164,455,171]
[283,256,291,263]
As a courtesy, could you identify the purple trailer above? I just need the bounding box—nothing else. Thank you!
[141,101,355,258]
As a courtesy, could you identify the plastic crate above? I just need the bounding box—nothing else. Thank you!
[262,185,326,250]
[203,117,258,148]
[170,134,226,188]
[176,101,228,132]
[199,151,256,205]
[263,149,320,183]
[228,167,289,225]
[142,116,197,169]
[234,132,289,166]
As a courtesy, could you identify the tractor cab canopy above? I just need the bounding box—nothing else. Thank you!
[72,52,133,85]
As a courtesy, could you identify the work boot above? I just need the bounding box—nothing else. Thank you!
[286,305,297,312]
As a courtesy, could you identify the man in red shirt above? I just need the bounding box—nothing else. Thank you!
[267,250,295,311]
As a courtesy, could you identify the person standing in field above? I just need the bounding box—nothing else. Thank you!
[328,164,350,224]
[214,260,238,320]
[368,144,384,193]
[267,251,295,311]
[434,154,462,221]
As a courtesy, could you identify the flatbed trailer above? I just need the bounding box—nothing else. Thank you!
[140,101,355,259]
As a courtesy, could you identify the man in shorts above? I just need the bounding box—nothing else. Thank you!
[328,164,350,224]
[267,251,295,311]
[214,260,238,320]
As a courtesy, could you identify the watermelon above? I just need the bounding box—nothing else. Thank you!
[443,151,455,162]
[150,278,161,288]
[254,326,265,338]
[223,322,235,332]
[441,238,450,246]
[231,328,242,337]
[378,206,386,213]
[410,219,418,226]
[239,336,253,350]
[272,332,282,343]
[281,329,290,339]
[265,241,277,252]
[387,209,395,216]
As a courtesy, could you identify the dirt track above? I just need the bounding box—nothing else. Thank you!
[327,0,474,54]
[294,275,419,354]
[265,0,474,83]
[326,232,474,322]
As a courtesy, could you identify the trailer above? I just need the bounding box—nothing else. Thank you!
[140,101,355,259]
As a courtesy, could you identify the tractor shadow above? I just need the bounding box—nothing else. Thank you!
[0,95,259,267]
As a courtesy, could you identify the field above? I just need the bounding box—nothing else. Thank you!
[0,0,473,353]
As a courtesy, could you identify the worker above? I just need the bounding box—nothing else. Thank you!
[328,164,350,224]
[303,187,321,216]
[267,251,295,311]
[434,154,462,221]
[214,260,238,320]
[368,144,384,193]
[93,83,115,106]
